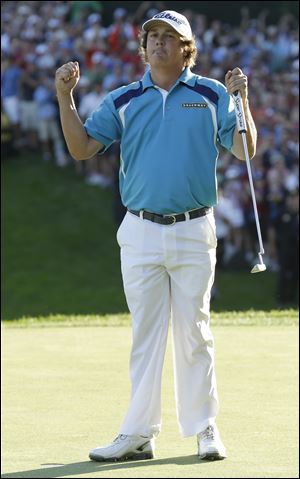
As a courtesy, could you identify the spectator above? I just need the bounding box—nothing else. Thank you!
[215,180,247,269]
[107,8,135,55]
[1,101,15,157]
[77,78,113,187]
[274,189,299,306]
[33,73,67,166]
[1,55,22,149]
[19,61,39,151]
[102,61,127,91]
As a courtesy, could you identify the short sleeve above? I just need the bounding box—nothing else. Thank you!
[84,93,122,153]
[216,88,236,151]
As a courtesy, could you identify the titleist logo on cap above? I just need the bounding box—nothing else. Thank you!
[153,12,186,26]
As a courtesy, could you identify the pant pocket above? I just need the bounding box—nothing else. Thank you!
[205,213,218,248]
[116,212,129,247]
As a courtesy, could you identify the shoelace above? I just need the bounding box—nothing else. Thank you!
[113,434,128,442]
[200,426,216,441]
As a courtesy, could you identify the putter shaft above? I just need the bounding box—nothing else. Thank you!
[240,131,264,255]
[232,91,266,272]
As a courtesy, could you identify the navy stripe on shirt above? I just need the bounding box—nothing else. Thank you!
[114,81,144,110]
[183,83,219,106]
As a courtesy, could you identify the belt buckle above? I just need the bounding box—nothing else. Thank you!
[165,214,176,225]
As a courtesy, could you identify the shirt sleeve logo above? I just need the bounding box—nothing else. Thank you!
[182,102,208,108]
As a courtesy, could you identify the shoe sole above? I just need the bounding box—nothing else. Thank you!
[89,451,154,462]
[199,452,227,461]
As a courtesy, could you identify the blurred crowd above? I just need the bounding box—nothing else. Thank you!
[1,1,299,306]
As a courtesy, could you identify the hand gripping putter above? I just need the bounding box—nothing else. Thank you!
[232,91,266,273]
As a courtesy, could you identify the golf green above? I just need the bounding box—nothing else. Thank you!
[1,325,298,478]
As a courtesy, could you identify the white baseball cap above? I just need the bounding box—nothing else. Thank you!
[142,10,193,40]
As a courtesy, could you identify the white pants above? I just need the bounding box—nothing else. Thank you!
[117,210,219,438]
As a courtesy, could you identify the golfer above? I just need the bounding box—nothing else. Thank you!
[55,10,257,462]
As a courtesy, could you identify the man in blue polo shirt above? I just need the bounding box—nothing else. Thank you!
[55,10,257,462]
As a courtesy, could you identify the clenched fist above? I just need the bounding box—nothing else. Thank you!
[55,61,80,95]
[225,67,248,100]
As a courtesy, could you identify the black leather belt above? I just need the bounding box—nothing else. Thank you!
[128,207,211,225]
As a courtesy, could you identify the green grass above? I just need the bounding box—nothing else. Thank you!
[1,318,299,478]
[2,154,295,321]
[1,309,298,328]
[2,154,126,319]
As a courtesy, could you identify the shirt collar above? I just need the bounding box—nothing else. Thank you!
[141,69,154,90]
[141,67,197,91]
[178,67,197,86]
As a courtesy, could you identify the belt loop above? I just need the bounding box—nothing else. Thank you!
[184,212,189,221]
[139,210,144,219]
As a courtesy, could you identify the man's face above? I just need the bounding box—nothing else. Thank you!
[146,23,185,68]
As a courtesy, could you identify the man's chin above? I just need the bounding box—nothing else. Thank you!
[150,56,169,66]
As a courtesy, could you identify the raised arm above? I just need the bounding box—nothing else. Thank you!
[55,61,103,160]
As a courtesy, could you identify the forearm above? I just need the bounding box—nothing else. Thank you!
[56,92,90,160]
[232,97,257,160]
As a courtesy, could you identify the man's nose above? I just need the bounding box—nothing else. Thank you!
[155,37,164,45]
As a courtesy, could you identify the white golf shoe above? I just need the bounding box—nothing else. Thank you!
[89,434,155,462]
[197,425,227,461]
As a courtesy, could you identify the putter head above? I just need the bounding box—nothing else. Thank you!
[251,263,267,273]
[251,252,266,273]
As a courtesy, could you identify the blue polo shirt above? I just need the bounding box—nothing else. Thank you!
[84,67,236,214]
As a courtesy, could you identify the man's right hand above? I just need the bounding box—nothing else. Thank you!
[55,61,80,95]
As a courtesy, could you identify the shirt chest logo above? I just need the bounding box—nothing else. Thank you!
[182,102,208,108]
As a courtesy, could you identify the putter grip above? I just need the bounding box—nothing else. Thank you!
[232,91,247,133]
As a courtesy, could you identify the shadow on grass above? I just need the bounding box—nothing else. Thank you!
[1,455,217,478]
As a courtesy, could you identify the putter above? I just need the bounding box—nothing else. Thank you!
[232,91,266,273]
